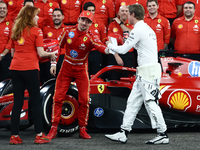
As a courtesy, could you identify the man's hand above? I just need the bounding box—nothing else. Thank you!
[50,51,58,62]
[113,17,121,24]
[50,66,56,76]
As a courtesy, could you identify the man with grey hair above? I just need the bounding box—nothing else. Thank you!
[105,4,169,145]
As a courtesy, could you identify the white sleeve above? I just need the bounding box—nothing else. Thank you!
[107,28,140,54]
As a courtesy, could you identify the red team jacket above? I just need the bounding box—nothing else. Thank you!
[58,25,107,64]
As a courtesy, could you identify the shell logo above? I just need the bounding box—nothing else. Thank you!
[67,38,72,44]
[121,2,126,6]
[178,24,183,29]
[17,37,25,45]
[113,28,118,32]
[47,32,53,37]
[62,0,67,4]
[167,89,191,111]
[8,1,13,6]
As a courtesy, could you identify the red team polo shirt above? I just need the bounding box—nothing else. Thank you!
[171,16,200,54]
[10,27,44,71]
[43,23,66,55]
[108,20,133,52]
[83,0,115,27]
[158,0,184,19]
[4,0,24,21]
[144,14,171,51]
[89,19,107,43]
[35,0,59,27]
[57,0,83,25]
[115,0,147,14]
[0,17,12,54]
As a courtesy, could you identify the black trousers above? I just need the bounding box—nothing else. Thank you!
[10,69,43,135]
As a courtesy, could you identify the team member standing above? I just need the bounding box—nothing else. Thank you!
[82,0,115,27]
[105,4,169,144]
[34,0,59,28]
[9,6,57,145]
[115,0,148,15]
[41,8,66,82]
[108,5,134,71]
[3,0,25,21]
[144,0,171,51]
[158,0,183,25]
[57,0,83,26]
[171,1,200,60]
[83,2,107,76]
[47,11,109,139]
[0,1,13,82]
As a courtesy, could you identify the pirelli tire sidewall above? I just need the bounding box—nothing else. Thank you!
[42,83,79,136]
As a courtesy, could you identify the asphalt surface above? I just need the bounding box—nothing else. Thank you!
[1,126,200,150]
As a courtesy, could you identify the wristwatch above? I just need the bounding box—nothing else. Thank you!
[1,54,5,59]
[119,21,124,25]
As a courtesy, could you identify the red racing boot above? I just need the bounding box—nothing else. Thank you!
[79,127,91,139]
[34,133,51,144]
[47,126,57,139]
[9,135,23,145]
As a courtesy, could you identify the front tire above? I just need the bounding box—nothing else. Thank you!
[42,84,79,136]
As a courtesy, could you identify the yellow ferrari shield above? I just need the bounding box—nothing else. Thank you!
[98,84,104,93]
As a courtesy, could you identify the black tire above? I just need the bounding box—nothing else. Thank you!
[42,84,79,136]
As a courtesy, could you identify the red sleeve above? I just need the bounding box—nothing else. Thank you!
[36,28,44,47]
[163,19,171,44]
[58,28,67,48]
[91,32,107,54]
[108,0,115,18]
[176,0,184,5]
[99,23,107,44]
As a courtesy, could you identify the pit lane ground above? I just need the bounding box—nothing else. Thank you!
[0,126,200,150]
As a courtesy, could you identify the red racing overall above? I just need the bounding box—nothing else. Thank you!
[51,25,107,127]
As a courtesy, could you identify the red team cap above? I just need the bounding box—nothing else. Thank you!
[79,11,94,22]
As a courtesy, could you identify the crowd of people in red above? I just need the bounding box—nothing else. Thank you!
[0,0,199,145]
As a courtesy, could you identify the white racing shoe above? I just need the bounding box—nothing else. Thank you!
[105,130,128,144]
[145,132,169,144]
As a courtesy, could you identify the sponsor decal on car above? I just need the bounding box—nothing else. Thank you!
[94,107,104,117]
[188,61,200,77]
[167,89,191,111]
[97,84,104,93]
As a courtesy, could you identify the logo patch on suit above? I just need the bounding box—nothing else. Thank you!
[68,32,75,38]
[70,50,78,58]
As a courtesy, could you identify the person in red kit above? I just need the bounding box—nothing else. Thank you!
[35,0,59,28]
[57,0,83,26]
[3,0,25,21]
[47,11,110,139]
[82,0,115,27]
[107,5,135,79]
[171,1,200,60]
[41,8,66,82]
[144,0,171,51]
[83,2,107,76]
[115,0,148,15]
[0,1,13,82]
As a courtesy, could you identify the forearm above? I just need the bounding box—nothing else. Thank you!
[108,41,132,54]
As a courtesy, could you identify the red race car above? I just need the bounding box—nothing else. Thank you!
[1,50,200,136]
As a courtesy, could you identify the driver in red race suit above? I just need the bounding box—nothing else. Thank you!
[47,11,110,139]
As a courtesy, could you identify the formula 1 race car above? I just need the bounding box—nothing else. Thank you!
[1,50,200,136]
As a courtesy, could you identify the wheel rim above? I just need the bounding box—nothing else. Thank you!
[60,95,79,125]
